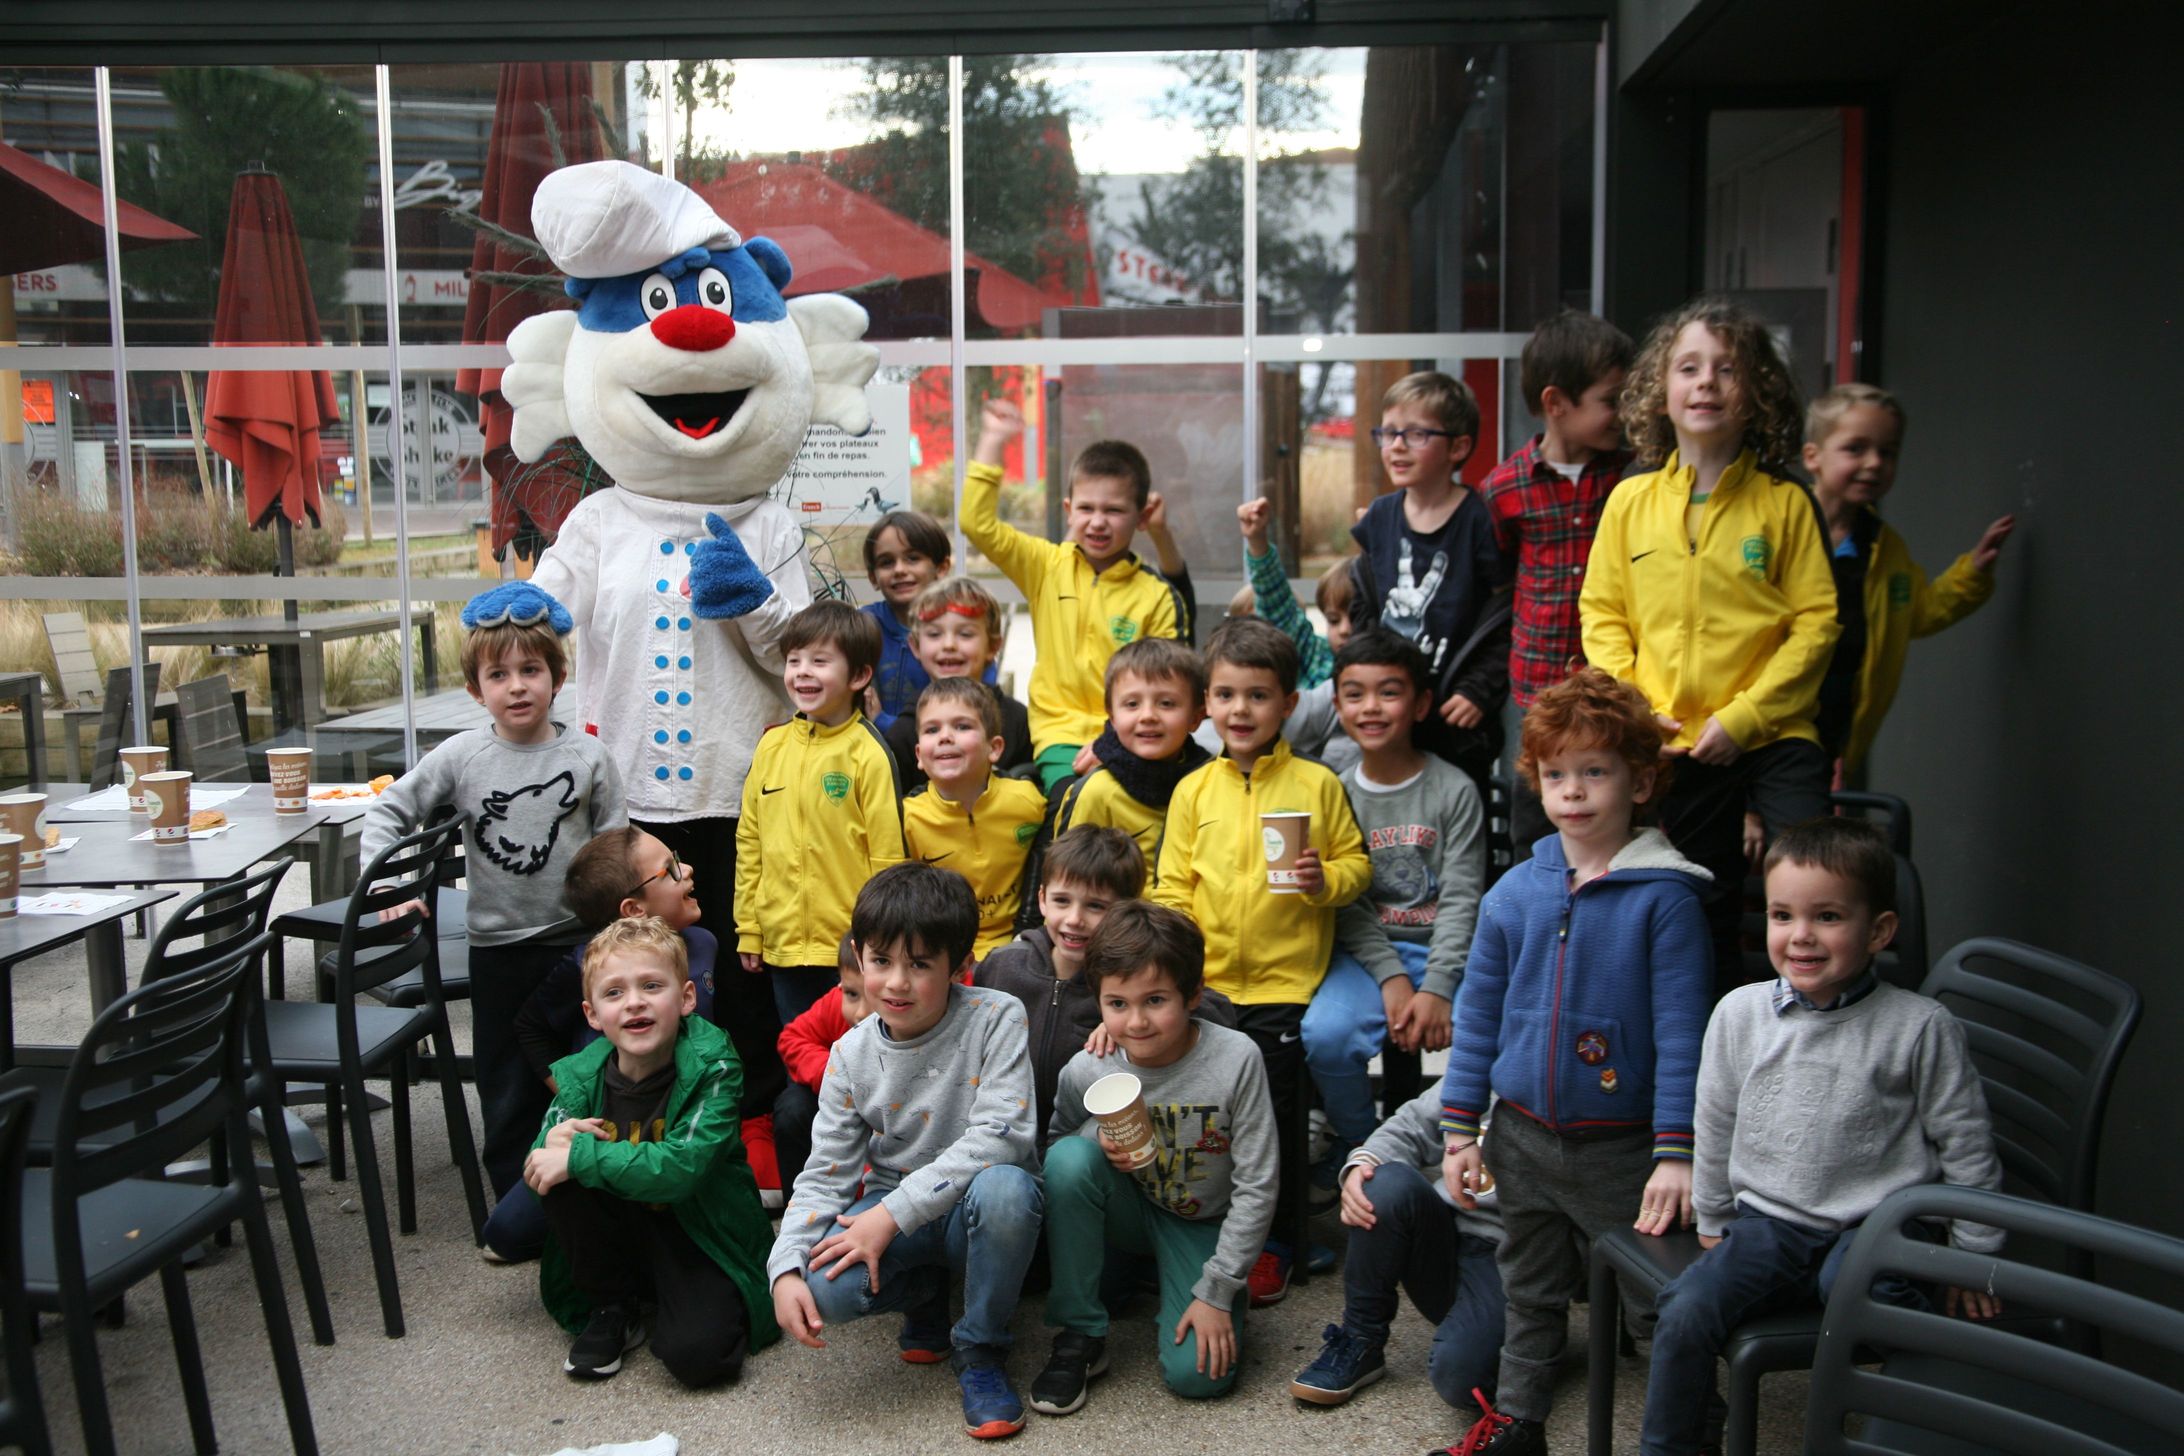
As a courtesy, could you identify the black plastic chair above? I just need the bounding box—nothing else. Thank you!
[1804,1185,2184,1454]
[18,933,317,1456]
[0,1084,52,1456]
[1583,936,2143,1456]
[0,857,335,1348]
[260,813,487,1337]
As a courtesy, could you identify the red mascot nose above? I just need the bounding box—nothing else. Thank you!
[650,305,736,352]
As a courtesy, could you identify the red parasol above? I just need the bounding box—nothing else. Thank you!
[0,139,197,276]
[202,168,340,529]
[457,63,604,558]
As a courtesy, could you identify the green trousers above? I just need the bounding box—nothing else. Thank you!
[1035,743,1080,793]
[1043,1134,1246,1399]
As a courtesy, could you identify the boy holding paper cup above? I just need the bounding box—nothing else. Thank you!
[1036,901,1277,1414]
[1153,616,1372,1305]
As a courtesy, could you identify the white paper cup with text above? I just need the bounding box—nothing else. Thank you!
[1083,1071,1159,1171]
[1261,810,1311,893]
[267,747,313,814]
[0,793,48,871]
[142,770,193,845]
[118,745,168,813]
[0,833,20,918]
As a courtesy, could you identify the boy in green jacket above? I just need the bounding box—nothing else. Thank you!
[524,915,779,1384]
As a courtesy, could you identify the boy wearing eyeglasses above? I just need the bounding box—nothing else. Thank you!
[1350,372,1515,793]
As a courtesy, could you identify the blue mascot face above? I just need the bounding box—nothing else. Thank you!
[555,236,823,501]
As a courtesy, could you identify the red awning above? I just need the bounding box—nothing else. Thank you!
[697,161,1061,333]
[202,170,340,530]
[0,139,198,277]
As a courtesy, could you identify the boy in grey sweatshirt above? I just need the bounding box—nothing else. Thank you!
[1302,629,1488,1152]
[1031,902,1277,1415]
[1640,819,2002,1456]
[361,583,625,1197]
[765,863,1042,1440]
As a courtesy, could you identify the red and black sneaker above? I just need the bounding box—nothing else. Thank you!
[1429,1389,1547,1455]
[1247,1248,1292,1307]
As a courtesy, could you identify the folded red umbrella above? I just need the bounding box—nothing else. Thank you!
[457,63,604,558]
[0,139,196,276]
[202,169,340,529]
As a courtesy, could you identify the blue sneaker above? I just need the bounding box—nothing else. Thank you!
[899,1288,951,1365]
[952,1346,1026,1439]
[1291,1323,1386,1406]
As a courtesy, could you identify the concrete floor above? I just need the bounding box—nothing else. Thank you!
[9,869,1814,1455]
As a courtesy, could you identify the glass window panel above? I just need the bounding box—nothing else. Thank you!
[2,67,113,348]
[967,51,1244,341]
[109,65,385,347]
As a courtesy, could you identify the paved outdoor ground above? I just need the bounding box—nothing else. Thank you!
[10,867,1812,1455]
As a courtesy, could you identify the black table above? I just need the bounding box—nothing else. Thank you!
[139,610,439,737]
[42,781,373,906]
[0,887,176,1070]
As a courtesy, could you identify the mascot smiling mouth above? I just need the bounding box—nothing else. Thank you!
[640,387,752,441]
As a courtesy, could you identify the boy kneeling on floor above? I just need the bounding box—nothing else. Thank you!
[524,915,778,1384]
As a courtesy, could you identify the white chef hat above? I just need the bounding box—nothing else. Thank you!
[531,160,742,280]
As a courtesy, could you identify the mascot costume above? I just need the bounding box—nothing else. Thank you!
[502,160,879,1109]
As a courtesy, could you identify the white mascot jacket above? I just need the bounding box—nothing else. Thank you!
[502,161,878,822]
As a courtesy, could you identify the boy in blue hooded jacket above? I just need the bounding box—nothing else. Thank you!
[1433,667,1712,1455]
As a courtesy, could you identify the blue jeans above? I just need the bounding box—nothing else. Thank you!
[1641,1204,1939,1455]
[1302,942,1431,1147]
[482,1179,547,1262]
[802,1164,1042,1354]
[1337,1160,1505,1406]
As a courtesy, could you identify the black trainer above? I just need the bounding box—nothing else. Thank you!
[1027,1331,1108,1416]
[563,1301,646,1380]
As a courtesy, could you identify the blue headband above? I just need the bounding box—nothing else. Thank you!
[462,582,573,636]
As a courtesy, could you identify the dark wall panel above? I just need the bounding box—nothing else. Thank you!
[1870,0,2183,1279]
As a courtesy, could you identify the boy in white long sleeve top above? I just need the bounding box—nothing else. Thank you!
[1639,818,2002,1456]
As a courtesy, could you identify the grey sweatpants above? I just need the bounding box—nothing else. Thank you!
[1488,1109,1657,1421]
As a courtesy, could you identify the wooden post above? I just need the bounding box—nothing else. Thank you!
[178,369,216,496]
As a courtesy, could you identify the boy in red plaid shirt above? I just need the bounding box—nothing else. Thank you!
[1482,312,1635,853]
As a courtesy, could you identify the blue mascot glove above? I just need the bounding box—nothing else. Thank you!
[687,512,777,620]
[462,581,573,635]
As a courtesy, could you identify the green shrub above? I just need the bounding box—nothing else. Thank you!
[13,492,124,576]
[135,492,215,571]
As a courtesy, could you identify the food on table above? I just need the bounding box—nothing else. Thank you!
[188,809,228,832]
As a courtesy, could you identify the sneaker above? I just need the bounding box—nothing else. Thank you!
[1248,1248,1292,1307]
[1291,1323,1386,1406]
[899,1288,952,1365]
[952,1347,1026,1439]
[1028,1331,1108,1417]
[1304,1240,1338,1274]
[478,1242,511,1265]
[563,1302,645,1380]
[1431,1389,1546,1455]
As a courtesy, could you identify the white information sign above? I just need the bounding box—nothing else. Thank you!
[778,380,911,525]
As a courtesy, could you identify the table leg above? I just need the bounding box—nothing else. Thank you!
[0,955,14,1073]
[420,618,438,693]
[86,918,128,1015]
[299,642,327,732]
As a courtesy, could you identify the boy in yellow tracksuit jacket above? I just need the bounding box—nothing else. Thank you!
[901,677,1050,958]
[1154,617,1371,1300]
[965,399,1186,791]
[1580,448,1838,993]
[1802,383,2015,773]
[736,601,906,1026]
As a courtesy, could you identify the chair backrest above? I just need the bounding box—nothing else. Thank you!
[1832,788,1914,856]
[50,932,264,1213]
[1485,767,1515,889]
[87,660,161,791]
[175,675,249,783]
[144,857,294,988]
[42,610,102,707]
[0,1083,52,1455]
[1804,1185,2184,1455]
[332,812,464,1013]
[1918,937,2141,1216]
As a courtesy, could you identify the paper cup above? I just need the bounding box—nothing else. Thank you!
[267,746,313,814]
[142,770,193,844]
[1083,1071,1159,1171]
[1260,810,1311,893]
[0,833,19,918]
[0,793,47,871]
[119,745,168,812]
